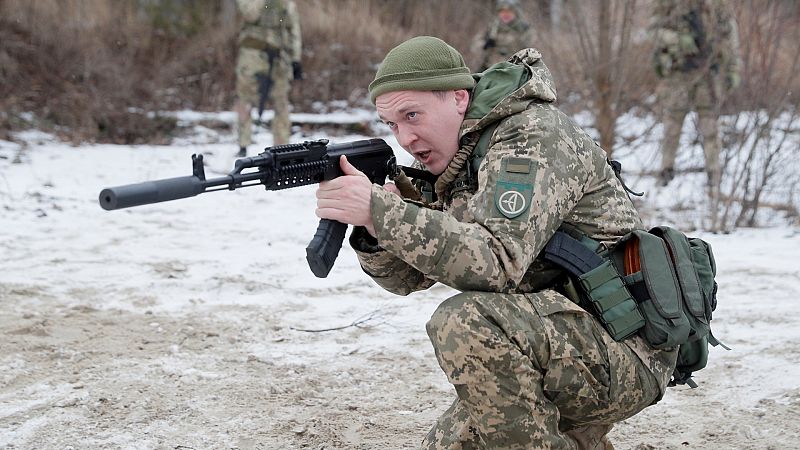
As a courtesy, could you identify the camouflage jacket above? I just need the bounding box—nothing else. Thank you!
[651,0,740,84]
[236,0,302,61]
[351,48,677,391]
[353,49,645,295]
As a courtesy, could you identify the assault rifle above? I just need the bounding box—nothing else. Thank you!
[98,139,435,278]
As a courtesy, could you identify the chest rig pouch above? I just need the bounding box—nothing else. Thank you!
[238,4,289,50]
[609,230,689,348]
[544,229,645,341]
[544,225,724,387]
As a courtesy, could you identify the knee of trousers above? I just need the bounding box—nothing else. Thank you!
[425,292,505,383]
[426,291,485,344]
[425,291,544,350]
[425,291,551,384]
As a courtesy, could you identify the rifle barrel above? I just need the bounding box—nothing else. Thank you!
[99,176,206,210]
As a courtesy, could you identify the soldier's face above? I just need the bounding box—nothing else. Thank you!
[376,90,469,176]
[498,8,516,23]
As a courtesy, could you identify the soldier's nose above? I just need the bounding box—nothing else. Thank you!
[396,127,417,148]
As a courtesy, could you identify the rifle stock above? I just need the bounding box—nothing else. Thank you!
[256,49,277,123]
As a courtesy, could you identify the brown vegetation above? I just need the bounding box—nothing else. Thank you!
[0,0,798,146]
[717,0,800,230]
[0,0,237,143]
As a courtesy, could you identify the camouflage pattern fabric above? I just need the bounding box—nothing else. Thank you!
[651,0,740,193]
[235,0,301,147]
[235,48,292,146]
[422,291,659,449]
[473,1,533,71]
[651,0,740,83]
[658,71,723,186]
[351,48,678,448]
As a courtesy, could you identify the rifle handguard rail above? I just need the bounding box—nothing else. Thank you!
[98,139,432,278]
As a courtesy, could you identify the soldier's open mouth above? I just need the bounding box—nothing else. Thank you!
[416,151,431,163]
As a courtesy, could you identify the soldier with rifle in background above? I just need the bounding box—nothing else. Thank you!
[474,0,533,71]
[652,0,740,227]
[235,0,302,157]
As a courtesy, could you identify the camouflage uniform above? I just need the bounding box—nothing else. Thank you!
[652,0,740,190]
[235,0,302,148]
[474,0,533,71]
[352,49,677,449]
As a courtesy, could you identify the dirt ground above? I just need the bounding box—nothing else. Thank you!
[1,138,799,449]
[1,295,442,449]
[2,278,799,449]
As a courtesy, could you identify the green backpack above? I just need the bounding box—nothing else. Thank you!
[544,226,725,388]
[621,226,726,387]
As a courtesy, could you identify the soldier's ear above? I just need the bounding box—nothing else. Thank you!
[454,89,470,114]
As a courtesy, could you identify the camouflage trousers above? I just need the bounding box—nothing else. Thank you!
[235,47,292,148]
[658,72,724,189]
[422,290,661,449]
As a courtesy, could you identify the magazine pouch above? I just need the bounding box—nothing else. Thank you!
[576,260,645,341]
[650,227,722,384]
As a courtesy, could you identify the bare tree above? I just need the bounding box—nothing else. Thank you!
[716,0,800,230]
[531,0,565,30]
[546,0,653,156]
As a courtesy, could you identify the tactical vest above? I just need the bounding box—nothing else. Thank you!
[543,224,724,388]
[238,3,290,50]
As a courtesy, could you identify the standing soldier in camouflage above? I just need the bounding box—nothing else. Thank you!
[235,0,302,157]
[474,0,533,71]
[652,0,740,225]
[315,36,677,449]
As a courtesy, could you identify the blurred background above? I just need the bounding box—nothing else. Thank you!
[1,0,798,229]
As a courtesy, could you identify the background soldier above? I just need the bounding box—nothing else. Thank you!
[651,0,740,202]
[235,0,302,157]
[474,0,533,71]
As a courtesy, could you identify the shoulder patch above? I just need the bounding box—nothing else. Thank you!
[494,157,535,219]
[505,157,531,174]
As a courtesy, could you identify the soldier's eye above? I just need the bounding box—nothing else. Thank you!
[407,112,417,120]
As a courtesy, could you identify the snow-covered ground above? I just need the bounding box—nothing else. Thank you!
[1,110,798,449]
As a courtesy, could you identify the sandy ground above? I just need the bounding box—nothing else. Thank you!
[1,299,443,449]
[1,132,799,449]
[3,262,799,450]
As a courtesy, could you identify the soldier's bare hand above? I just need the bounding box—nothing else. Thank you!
[316,155,377,236]
[382,182,401,196]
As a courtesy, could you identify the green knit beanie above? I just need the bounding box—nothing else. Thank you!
[368,36,475,104]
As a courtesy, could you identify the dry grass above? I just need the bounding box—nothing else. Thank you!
[295,0,491,108]
[0,0,798,143]
[0,0,235,143]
